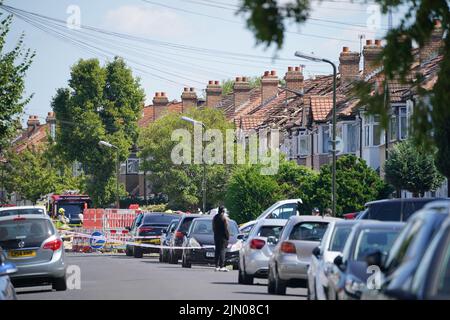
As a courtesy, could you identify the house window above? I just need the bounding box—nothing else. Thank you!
[364,115,383,147]
[389,115,398,142]
[321,126,330,154]
[399,107,408,140]
[127,159,140,174]
[50,123,56,140]
[346,123,359,153]
[298,132,310,157]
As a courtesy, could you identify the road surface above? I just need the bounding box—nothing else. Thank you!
[16,253,307,300]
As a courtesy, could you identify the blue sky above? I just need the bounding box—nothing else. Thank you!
[1,0,404,125]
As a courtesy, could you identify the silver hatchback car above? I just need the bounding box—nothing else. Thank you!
[0,214,67,291]
[268,215,340,295]
[238,219,287,284]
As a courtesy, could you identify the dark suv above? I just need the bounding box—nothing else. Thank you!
[358,198,449,222]
[167,214,203,264]
[125,212,180,258]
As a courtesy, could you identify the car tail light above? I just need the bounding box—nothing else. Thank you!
[13,216,26,221]
[121,230,129,234]
[43,239,63,251]
[138,227,154,234]
[343,213,357,220]
[280,241,296,254]
[250,239,266,250]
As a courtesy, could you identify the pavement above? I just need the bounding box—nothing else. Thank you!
[16,253,307,300]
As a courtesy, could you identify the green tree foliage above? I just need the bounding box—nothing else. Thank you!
[225,164,282,224]
[385,140,444,197]
[225,158,317,223]
[139,107,235,211]
[0,13,34,149]
[238,0,450,194]
[51,57,145,206]
[312,155,391,217]
[2,142,85,204]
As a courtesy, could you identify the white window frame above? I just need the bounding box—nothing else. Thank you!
[126,158,140,174]
[318,125,330,155]
[297,130,310,157]
[363,114,384,147]
[399,106,408,140]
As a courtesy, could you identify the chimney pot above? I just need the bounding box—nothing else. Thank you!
[214,80,219,85]
[270,70,276,76]
[434,19,442,28]
[288,66,293,72]
[366,39,372,45]
[155,92,160,97]
[343,46,349,52]
[264,71,270,77]
[295,66,300,71]
[375,39,381,46]
[208,80,213,85]
[190,87,195,92]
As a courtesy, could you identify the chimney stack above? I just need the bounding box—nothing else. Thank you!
[420,19,444,63]
[261,70,278,102]
[206,80,222,108]
[181,87,198,111]
[27,115,40,134]
[363,39,383,78]
[233,77,251,107]
[152,92,169,120]
[45,112,56,124]
[284,66,304,98]
[339,46,360,85]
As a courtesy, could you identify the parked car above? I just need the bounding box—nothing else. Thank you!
[239,219,287,285]
[159,218,180,262]
[383,215,450,300]
[0,246,17,300]
[327,221,404,300]
[240,199,303,238]
[343,212,363,220]
[125,212,180,258]
[239,221,257,238]
[307,220,357,300]
[167,214,203,264]
[361,201,450,300]
[358,198,448,222]
[181,217,242,269]
[268,215,340,295]
[0,206,47,218]
[0,214,67,291]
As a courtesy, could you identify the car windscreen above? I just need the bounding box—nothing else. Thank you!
[0,208,45,217]
[256,225,284,238]
[289,222,329,242]
[0,219,55,249]
[191,220,239,236]
[329,225,353,252]
[179,217,197,232]
[144,214,178,225]
[60,204,84,218]
[353,229,400,261]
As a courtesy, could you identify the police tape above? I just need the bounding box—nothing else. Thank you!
[58,230,223,250]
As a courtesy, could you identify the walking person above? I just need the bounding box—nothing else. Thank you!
[212,206,229,272]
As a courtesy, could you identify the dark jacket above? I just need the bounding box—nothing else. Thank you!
[212,213,229,242]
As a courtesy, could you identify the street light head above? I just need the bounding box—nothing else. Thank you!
[99,140,114,148]
[294,51,323,63]
[181,116,205,127]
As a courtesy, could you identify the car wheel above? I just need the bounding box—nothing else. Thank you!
[232,264,239,271]
[159,249,164,262]
[134,246,143,258]
[274,266,287,295]
[239,261,253,285]
[52,276,67,291]
[169,250,178,264]
[268,267,276,294]
[125,245,133,257]
[181,252,191,268]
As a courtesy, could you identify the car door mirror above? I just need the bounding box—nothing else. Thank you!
[0,262,18,277]
[312,246,321,258]
[267,236,279,245]
[365,249,383,267]
[237,234,245,240]
[334,255,345,270]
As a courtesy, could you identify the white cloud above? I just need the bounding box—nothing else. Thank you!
[104,5,189,37]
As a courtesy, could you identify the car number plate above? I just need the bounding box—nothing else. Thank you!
[206,252,215,258]
[8,250,36,258]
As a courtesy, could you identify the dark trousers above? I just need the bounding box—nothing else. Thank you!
[214,238,227,268]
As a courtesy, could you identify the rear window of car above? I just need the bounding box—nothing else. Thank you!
[144,214,178,225]
[0,219,55,249]
[329,226,352,252]
[0,208,45,217]
[256,225,284,238]
[353,229,400,261]
[289,222,329,242]
[365,200,432,221]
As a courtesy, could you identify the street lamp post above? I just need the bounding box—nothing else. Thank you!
[99,140,120,209]
[295,51,337,217]
[181,116,207,214]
